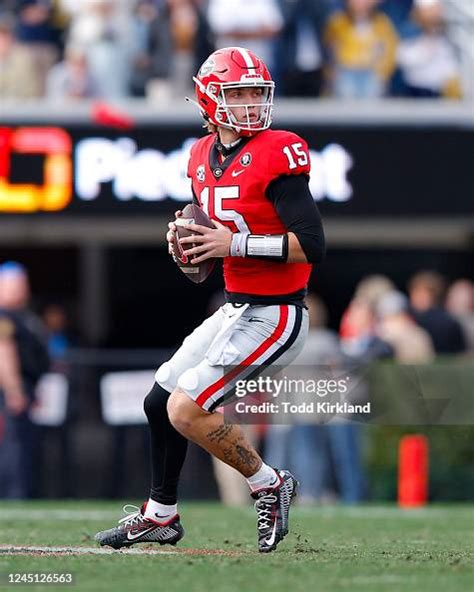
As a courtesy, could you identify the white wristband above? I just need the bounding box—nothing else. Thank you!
[230,233,288,261]
[230,233,249,257]
[247,234,286,258]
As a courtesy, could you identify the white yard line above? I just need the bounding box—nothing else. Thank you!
[292,506,459,519]
[340,575,415,585]
[0,506,462,522]
[0,510,120,521]
[0,546,178,555]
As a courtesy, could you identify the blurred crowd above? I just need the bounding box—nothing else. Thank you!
[0,0,466,102]
[215,270,473,506]
[0,260,472,499]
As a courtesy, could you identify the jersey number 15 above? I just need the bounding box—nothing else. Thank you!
[200,186,250,233]
[283,142,308,170]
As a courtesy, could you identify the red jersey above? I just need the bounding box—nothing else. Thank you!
[187,129,312,295]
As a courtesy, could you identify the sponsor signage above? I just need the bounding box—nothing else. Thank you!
[1,124,472,216]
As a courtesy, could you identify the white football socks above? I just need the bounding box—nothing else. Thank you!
[144,499,178,523]
[246,463,279,492]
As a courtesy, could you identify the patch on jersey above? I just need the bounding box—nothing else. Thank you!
[240,152,252,167]
[196,164,206,183]
[199,58,215,78]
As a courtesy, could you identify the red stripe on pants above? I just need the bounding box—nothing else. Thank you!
[196,304,289,408]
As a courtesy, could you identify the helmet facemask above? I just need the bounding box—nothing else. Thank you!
[193,77,274,135]
[215,82,274,133]
[192,47,275,136]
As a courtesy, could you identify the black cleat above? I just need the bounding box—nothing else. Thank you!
[94,503,184,550]
[251,469,299,553]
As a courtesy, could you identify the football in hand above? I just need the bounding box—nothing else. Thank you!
[171,204,216,284]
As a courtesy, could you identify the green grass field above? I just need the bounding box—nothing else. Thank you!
[0,501,473,592]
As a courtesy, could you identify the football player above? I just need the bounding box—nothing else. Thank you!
[95,47,325,553]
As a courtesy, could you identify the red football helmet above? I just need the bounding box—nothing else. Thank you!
[193,47,275,136]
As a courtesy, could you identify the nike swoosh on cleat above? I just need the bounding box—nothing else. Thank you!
[264,520,278,547]
[231,170,244,177]
[127,526,157,541]
[155,513,172,519]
